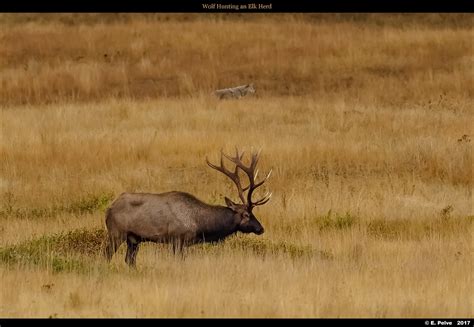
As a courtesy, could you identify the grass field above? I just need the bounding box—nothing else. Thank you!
[0,13,472,317]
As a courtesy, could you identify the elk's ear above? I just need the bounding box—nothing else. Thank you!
[225,197,238,211]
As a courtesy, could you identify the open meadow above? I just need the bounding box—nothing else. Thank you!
[0,13,472,317]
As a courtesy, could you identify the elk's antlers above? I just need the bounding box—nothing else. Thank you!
[206,148,272,208]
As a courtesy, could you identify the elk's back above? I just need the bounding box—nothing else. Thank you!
[106,191,206,240]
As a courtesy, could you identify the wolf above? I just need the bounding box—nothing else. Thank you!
[214,83,256,99]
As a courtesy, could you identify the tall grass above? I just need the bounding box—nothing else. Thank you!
[0,14,472,106]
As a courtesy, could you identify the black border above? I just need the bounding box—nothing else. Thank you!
[0,1,472,324]
[0,0,473,13]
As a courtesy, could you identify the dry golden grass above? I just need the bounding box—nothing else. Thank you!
[0,13,473,318]
[1,14,472,106]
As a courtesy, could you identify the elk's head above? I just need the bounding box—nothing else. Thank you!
[206,148,272,235]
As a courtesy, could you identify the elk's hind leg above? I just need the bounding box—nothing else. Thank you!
[104,231,126,261]
[125,234,141,267]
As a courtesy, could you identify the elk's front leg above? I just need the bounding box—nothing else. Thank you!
[172,238,185,257]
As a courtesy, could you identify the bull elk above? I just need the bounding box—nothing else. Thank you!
[104,148,272,266]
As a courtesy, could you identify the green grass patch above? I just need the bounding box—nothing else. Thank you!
[198,236,333,260]
[317,210,358,231]
[0,227,330,274]
[276,210,359,235]
[367,215,473,240]
[367,219,411,240]
[0,192,115,219]
[0,228,107,273]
